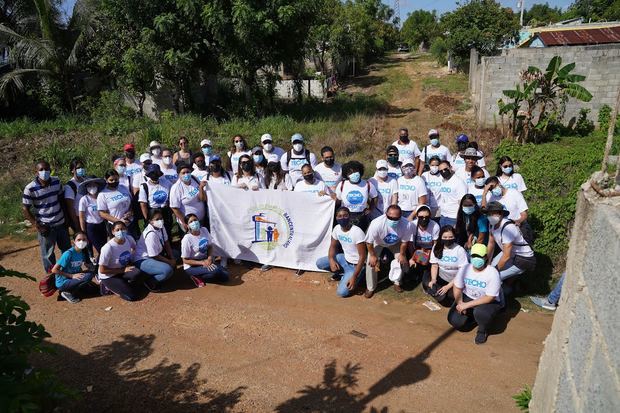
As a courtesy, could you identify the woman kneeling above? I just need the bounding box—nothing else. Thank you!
[134,209,177,291]
[181,214,229,287]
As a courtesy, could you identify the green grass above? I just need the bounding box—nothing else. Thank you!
[375,66,414,102]
[421,73,468,95]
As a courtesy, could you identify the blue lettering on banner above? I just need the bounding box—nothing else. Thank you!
[338,234,353,243]
[346,190,364,205]
[383,233,400,244]
[283,212,294,248]
[464,278,487,288]
[198,238,208,253]
[119,251,131,266]
[399,184,418,192]
[440,255,458,263]
[153,190,168,204]
[440,186,452,193]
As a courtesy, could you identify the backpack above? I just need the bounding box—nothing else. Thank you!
[286,149,311,168]
[499,219,534,247]
[66,180,77,198]
[38,274,57,297]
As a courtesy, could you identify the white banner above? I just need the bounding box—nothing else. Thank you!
[207,183,335,271]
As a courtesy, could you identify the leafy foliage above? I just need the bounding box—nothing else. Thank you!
[574,108,595,137]
[563,0,620,21]
[429,37,448,66]
[597,104,620,133]
[524,3,563,27]
[513,385,532,412]
[401,10,440,50]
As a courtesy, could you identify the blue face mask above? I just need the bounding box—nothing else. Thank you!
[253,155,264,164]
[471,257,486,269]
[502,166,513,175]
[188,220,201,231]
[462,206,476,215]
[38,170,51,181]
[76,167,86,177]
[491,187,503,197]
[181,173,192,183]
[336,217,350,228]
[430,138,439,147]
[387,218,399,228]
[349,172,361,184]
[114,230,127,241]
[202,147,212,155]
[116,165,126,175]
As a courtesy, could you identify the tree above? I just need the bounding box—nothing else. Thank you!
[562,0,619,21]
[401,10,440,51]
[524,3,563,26]
[440,0,519,68]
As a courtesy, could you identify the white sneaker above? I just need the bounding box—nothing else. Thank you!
[529,296,556,311]
[60,291,81,304]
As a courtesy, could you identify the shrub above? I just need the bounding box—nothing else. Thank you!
[513,385,532,412]
[597,104,620,133]
[430,37,448,66]
[573,108,595,137]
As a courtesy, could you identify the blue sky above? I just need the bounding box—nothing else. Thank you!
[61,0,575,21]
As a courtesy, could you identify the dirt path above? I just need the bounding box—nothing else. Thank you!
[1,238,552,412]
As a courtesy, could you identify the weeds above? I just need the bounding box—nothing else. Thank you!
[421,74,468,94]
[513,385,532,412]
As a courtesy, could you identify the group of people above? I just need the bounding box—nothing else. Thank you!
[23,128,538,344]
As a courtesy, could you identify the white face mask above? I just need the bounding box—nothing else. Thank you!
[75,240,88,250]
[263,143,273,152]
[488,215,502,225]
[429,165,439,175]
[87,186,98,195]
[377,170,388,179]
[293,143,303,152]
[152,219,164,229]
[234,141,244,150]
[163,156,172,165]
[151,148,161,157]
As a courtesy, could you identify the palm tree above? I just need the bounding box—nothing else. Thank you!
[0,0,93,112]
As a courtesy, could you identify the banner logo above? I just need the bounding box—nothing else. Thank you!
[249,204,294,250]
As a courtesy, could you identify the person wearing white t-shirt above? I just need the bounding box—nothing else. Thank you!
[97,170,136,237]
[134,209,176,291]
[264,161,294,191]
[424,226,468,305]
[190,152,210,181]
[231,154,265,190]
[316,207,367,297]
[138,164,173,234]
[409,205,440,284]
[335,161,378,232]
[314,146,342,191]
[481,176,528,224]
[420,129,453,175]
[201,155,232,185]
[386,145,403,180]
[448,243,502,345]
[466,166,487,205]
[437,160,468,227]
[396,161,428,220]
[364,205,412,296]
[485,201,535,286]
[122,143,142,179]
[452,135,485,170]
[226,135,252,173]
[392,127,422,170]
[160,148,179,187]
[97,221,141,301]
[181,213,229,288]
[454,147,490,186]
[78,178,107,254]
[170,164,206,232]
[131,153,152,196]
[260,133,285,163]
[64,158,88,231]
[149,140,163,167]
[369,160,398,219]
[280,133,318,184]
[421,156,442,218]
[495,156,527,192]
[293,164,335,199]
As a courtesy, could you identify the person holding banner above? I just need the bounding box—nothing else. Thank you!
[231,155,264,190]
[364,205,412,297]
[202,155,232,185]
[294,164,336,199]
[315,207,367,297]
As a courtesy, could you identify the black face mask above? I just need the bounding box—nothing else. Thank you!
[241,163,252,172]
[417,217,430,227]
[125,151,135,160]
[303,174,314,182]
[439,169,452,180]
[387,155,399,165]
[324,158,335,167]
[195,161,206,169]
[443,239,455,247]
[457,142,468,152]
[209,163,220,172]
[108,182,119,189]
[399,135,409,143]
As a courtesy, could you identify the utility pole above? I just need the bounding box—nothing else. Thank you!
[394,0,401,28]
[518,0,525,27]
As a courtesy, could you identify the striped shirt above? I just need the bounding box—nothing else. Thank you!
[22,177,65,226]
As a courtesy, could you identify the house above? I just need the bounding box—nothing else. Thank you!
[520,24,620,48]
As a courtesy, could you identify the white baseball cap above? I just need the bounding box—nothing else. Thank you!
[200,139,212,147]
[428,129,439,136]
[149,140,161,148]
[376,160,389,169]
[139,153,151,163]
[261,133,273,143]
[402,160,415,167]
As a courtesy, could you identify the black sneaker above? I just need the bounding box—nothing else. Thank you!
[329,273,342,281]
[144,278,161,292]
[295,269,305,277]
[475,331,488,345]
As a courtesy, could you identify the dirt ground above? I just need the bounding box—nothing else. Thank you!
[1,237,553,412]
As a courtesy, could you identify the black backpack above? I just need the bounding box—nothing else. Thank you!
[500,219,534,247]
[286,148,311,167]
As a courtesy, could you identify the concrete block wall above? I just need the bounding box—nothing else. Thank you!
[530,179,620,412]
[472,45,620,128]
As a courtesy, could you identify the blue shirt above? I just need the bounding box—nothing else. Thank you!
[55,247,87,288]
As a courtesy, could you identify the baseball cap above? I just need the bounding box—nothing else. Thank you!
[261,133,273,143]
[145,163,163,178]
[456,134,469,143]
[291,133,304,143]
[123,143,135,151]
[428,129,439,137]
[139,153,151,163]
[402,160,415,167]
[376,160,389,169]
[470,243,488,257]
[463,148,481,158]
[149,140,161,149]
[200,139,212,147]
[211,154,221,162]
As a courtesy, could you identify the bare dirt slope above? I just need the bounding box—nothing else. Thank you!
[1,239,552,412]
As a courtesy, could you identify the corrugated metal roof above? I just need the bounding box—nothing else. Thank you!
[537,26,620,46]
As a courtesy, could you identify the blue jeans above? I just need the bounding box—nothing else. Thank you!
[548,272,565,305]
[37,224,71,272]
[185,265,229,283]
[316,254,361,298]
[135,258,174,282]
[439,216,457,228]
[58,272,94,293]
[491,251,525,280]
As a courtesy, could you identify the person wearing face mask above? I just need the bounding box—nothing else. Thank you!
[364,205,412,296]
[131,153,153,197]
[314,146,342,191]
[264,161,294,191]
[77,178,107,256]
[98,221,141,301]
[467,141,486,168]
[260,133,285,163]
[138,164,173,235]
[170,164,206,232]
[173,136,193,166]
[232,155,265,190]
[316,207,367,297]
[191,152,210,181]
[425,225,468,305]
[198,139,218,167]
[227,135,252,173]
[448,243,502,345]
[98,170,136,238]
[252,147,268,178]
[123,143,142,178]
[485,201,536,288]
[455,194,488,251]
[134,209,177,291]
[203,155,232,185]
[496,156,527,192]
[335,161,378,232]
[409,204,440,284]
[452,134,471,170]
[437,160,468,228]
[23,160,71,272]
[181,213,229,287]
[385,145,403,179]
[293,164,335,199]
[466,165,487,205]
[280,133,318,183]
[112,156,132,191]
[391,127,422,172]
[51,231,96,303]
[455,147,490,186]
[64,158,88,232]
[421,156,442,219]
[369,160,398,220]
[159,148,178,186]
[481,176,528,226]
[149,140,163,166]
[421,129,453,171]
[396,160,428,220]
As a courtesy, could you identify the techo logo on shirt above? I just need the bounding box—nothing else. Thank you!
[399,184,418,192]
[427,181,442,188]
[198,237,209,253]
[464,277,487,288]
[153,190,168,204]
[383,233,400,244]
[503,183,518,190]
[338,234,353,243]
[440,255,458,263]
[346,190,364,205]
[440,187,452,193]
[119,251,131,266]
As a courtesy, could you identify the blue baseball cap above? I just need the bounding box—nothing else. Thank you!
[456,134,469,143]
[145,163,163,178]
[291,133,304,143]
[211,154,221,162]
